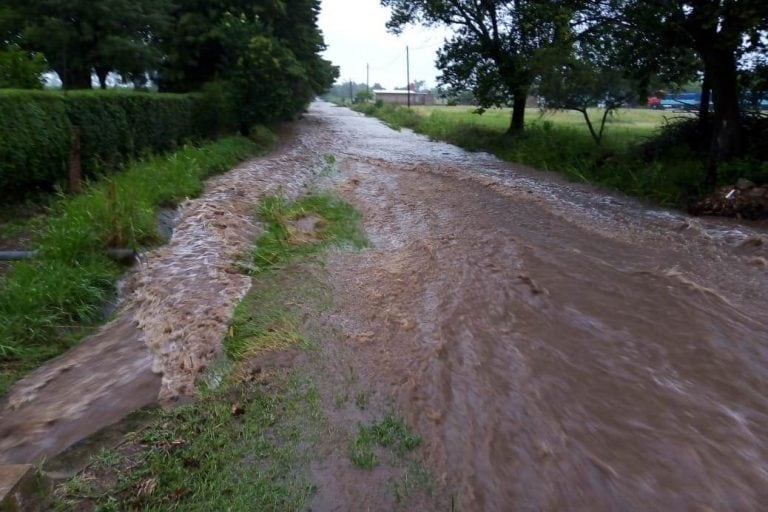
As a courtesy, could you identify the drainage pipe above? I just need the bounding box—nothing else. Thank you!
[0,248,140,262]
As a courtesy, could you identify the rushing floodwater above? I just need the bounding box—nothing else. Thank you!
[2,102,767,511]
[316,102,768,510]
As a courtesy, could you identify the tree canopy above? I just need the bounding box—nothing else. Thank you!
[383,0,768,181]
[383,0,575,133]
[0,0,337,126]
[0,0,171,89]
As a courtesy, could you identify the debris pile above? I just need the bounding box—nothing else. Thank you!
[691,178,768,219]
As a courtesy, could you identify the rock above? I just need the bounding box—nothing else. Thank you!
[747,187,768,198]
[736,178,755,190]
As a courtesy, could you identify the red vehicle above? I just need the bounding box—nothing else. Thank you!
[647,95,662,109]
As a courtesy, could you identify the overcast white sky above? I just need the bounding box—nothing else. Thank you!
[318,0,450,89]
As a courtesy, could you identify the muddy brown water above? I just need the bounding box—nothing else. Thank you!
[2,102,768,510]
[316,104,768,510]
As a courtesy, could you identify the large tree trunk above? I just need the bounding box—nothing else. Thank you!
[57,66,93,90]
[699,68,711,132]
[703,48,743,186]
[508,92,527,134]
[95,67,109,89]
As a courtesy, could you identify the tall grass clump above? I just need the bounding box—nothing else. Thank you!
[0,134,271,394]
[250,193,367,274]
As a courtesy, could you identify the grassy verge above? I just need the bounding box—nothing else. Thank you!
[226,191,366,360]
[354,103,716,206]
[0,133,275,395]
[247,192,367,275]
[50,372,322,511]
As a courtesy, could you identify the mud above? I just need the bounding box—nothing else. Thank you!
[2,101,768,510]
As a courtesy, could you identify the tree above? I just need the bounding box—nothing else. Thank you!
[382,0,573,133]
[0,44,45,88]
[582,0,768,183]
[0,0,171,89]
[160,0,337,127]
[355,88,373,103]
[537,55,636,144]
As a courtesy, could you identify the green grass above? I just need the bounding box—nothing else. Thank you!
[349,413,422,469]
[51,372,322,511]
[225,278,319,362]
[0,132,274,396]
[354,103,714,207]
[391,461,434,505]
[249,193,367,274]
[226,191,366,361]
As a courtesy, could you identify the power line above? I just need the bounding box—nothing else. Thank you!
[370,50,404,72]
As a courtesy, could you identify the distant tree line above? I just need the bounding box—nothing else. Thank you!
[382,0,768,182]
[0,0,338,126]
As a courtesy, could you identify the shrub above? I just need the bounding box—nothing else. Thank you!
[194,81,238,138]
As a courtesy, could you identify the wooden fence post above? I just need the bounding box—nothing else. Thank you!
[68,127,82,194]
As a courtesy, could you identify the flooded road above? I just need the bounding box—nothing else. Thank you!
[2,101,767,510]
[315,103,768,510]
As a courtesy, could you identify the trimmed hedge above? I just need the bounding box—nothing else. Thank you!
[0,91,72,193]
[0,89,233,195]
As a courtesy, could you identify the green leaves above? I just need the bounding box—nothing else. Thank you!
[0,44,45,89]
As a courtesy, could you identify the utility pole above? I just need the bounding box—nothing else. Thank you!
[349,78,353,102]
[366,63,370,94]
[406,46,411,108]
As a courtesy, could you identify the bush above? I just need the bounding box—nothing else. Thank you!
[194,81,238,138]
[0,89,230,195]
[249,125,279,151]
[0,45,46,89]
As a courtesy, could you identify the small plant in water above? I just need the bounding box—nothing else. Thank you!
[349,413,421,469]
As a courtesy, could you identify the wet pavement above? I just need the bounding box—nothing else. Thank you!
[2,102,768,510]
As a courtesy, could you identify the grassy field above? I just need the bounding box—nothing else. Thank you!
[413,106,687,143]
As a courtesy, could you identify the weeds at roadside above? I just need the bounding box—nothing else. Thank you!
[354,391,368,410]
[51,372,321,511]
[333,392,349,408]
[50,188,369,510]
[226,191,365,362]
[320,153,338,176]
[391,461,434,505]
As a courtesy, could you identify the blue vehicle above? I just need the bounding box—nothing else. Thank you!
[659,92,704,111]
